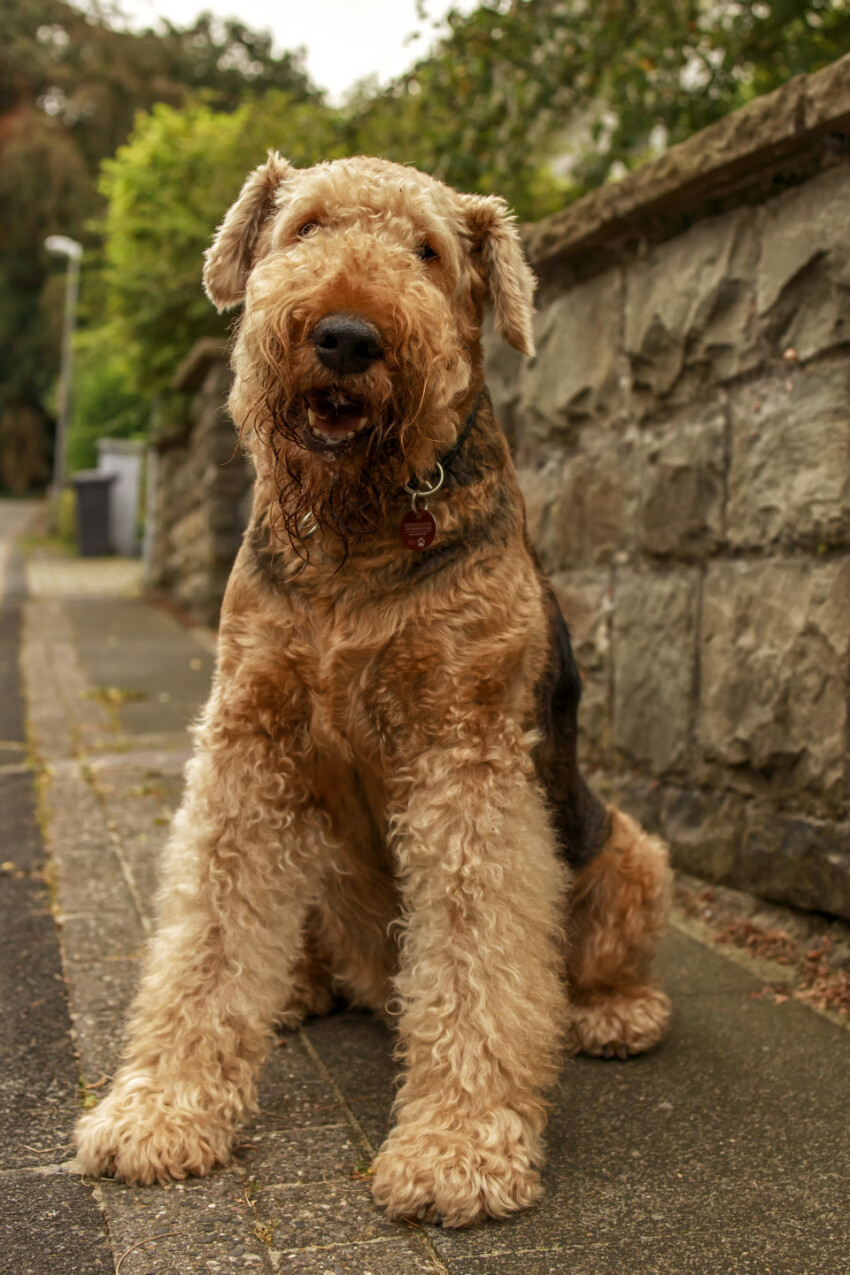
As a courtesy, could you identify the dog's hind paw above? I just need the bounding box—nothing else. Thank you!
[371,1122,542,1228]
[73,1080,234,1185]
[571,985,671,1059]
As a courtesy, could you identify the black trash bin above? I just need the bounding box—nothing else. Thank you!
[73,471,116,557]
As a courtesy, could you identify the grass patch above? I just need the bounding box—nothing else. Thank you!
[83,686,149,708]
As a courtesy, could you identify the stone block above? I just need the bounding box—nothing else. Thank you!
[587,771,663,835]
[758,165,850,361]
[660,785,747,882]
[99,1170,270,1273]
[549,425,642,569]
[665,786,850,921]
[625,207,760,412]
[727,363,850,549]
[640,404,727,557]
[519,268,624,442]
[482,317,525,450]
[612,568,699,776]
[698,559,850,815]
[738,807,850,920]
[272,1239,437,1274]
[236,1123,360,1187]
[803,51,850,133]
[550,569,611,768]
[517,452,569,572]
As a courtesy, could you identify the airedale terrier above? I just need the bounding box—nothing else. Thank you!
[74,154,671,1227]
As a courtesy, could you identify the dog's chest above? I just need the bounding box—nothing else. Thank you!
[280,598,396,762]
[284,582,473,767]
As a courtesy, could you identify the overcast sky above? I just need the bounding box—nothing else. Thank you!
[116,0,481,101]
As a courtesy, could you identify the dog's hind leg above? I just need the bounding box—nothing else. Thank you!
[278,918,342,1029]
[73,676,327,1185]
[534,580,672,1058]
[566,807,672,1059]
[280,869,400,1028]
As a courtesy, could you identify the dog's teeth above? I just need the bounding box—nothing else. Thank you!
[305,404,368,447]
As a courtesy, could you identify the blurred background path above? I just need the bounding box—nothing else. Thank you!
[2,499,849,1274]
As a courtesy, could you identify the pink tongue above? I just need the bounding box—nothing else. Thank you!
[309,396,363,433]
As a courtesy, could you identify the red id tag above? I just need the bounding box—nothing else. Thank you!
[400,508,437,551]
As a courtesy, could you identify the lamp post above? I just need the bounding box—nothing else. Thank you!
[44,234,83,505]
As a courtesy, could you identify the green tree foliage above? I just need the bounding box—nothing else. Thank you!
[96,94,343,394]
[0,0,321,489]
[96,0,847,409]
[5,0,850,487]
[352,0,850,218]
[0,0,316,168]
[66,334,150,471]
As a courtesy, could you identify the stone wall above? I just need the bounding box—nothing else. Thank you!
[146,55,850,917]
[486,54,850,919]
[146,339,252,626]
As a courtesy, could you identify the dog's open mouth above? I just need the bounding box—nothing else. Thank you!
[305,391,370,449]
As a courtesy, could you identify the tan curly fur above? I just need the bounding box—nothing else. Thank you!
[74,154,671,1228]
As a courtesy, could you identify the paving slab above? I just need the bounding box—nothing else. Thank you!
[0,1170,114,1275]
[300,936,850,1272]
[97,1171,273,1275]
[270,1238,442,1274]
[65,597,215,739]
[0,516,114,1269]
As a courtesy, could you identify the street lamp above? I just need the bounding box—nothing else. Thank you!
[44,234,83,504]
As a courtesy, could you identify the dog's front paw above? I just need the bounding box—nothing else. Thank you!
[371,1120,542,1228]
[73,1077,235,1185]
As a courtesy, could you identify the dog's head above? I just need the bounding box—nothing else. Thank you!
[204,154,535,548]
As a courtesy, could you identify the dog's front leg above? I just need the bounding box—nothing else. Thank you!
[372,733,569,1227]
[74,686,323,1185]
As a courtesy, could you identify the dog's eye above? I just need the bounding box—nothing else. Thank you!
[297,221,321,239]
[415,244,439,262]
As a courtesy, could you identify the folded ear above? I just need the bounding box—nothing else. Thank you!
[463,194,536,355]
[203,151,294,311]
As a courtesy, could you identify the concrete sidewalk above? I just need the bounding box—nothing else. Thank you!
[4,519,850,1273]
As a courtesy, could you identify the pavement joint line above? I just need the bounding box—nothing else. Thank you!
[296,1032,451,1275]
[272,1236,406,1251]
[89,1178,123,1271]
[264,1239,451,1275]
[296,1029,377,1160]
[94,779,155,938]
[83,748,191,772]
[43,751,191,776]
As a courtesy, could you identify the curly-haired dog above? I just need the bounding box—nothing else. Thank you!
[74,154,671,1227]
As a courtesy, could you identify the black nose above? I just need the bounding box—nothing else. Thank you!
[309,313,383,375]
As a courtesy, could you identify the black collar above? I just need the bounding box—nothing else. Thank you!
[438,391,482,480]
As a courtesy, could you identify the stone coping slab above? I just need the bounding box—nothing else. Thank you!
[525,52,850,279]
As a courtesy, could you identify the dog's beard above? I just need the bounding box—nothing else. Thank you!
[246,358,430,559]
[233,301,470,557]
